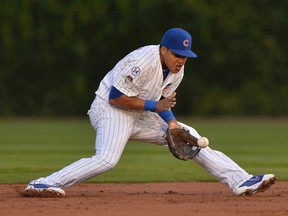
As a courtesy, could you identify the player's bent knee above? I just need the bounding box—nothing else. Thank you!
[92,153,120,169]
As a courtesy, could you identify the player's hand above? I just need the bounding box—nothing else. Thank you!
[156,92,177,112]
[168,120,182,130]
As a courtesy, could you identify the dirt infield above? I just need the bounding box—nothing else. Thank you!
[1,182,288,216]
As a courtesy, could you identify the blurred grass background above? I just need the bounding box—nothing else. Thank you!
[0,117,287,184]
[1,1,288,117]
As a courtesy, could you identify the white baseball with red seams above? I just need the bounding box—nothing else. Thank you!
[197,137,209,148]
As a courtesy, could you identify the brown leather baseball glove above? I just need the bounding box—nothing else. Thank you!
[166,127,201,161]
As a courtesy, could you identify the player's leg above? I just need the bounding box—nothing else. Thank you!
[26,104,137,191]
[130,112,167,144]
[177,122,252,189]
[132,114,250,191]
[176,122,275,195]
[131,113,275,195]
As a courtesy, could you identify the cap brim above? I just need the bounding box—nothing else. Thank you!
[170,49,197,58]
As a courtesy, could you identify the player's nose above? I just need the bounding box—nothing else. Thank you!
[178,57,187,65]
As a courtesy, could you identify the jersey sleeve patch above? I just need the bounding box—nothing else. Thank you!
[131,66,141,76]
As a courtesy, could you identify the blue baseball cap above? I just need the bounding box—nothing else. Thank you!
[161,28,197,58]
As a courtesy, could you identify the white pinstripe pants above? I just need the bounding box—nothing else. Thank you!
[39,98,252,192]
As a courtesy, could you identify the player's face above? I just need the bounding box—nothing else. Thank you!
[160,46,187,73]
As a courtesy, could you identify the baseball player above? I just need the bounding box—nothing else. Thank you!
[24,28,275,197]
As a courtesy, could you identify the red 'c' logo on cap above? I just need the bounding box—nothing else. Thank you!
[183,39,190,47]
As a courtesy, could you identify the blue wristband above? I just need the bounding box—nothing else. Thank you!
[144,100,157,111]
[158,110,176,123]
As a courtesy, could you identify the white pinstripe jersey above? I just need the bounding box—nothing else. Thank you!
[35,48,252,191]
[95,45,184,103]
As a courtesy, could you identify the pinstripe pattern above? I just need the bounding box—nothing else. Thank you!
[96,45,183,102]
[178,122,252,190]
[46,101,138,188]
[32,45,252,192]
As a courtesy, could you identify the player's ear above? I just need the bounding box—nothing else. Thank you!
[164,46,169,52]
[160,45,168,55]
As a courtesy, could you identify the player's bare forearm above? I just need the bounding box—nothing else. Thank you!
[109,95,145,110]
[109,93,177,112]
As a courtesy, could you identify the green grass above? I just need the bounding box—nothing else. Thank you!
[0,117,288,184]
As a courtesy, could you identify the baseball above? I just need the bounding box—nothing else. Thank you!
[197,137,209,148]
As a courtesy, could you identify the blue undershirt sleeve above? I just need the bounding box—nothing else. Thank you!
[158,110,176,123]
[109,86,124,99]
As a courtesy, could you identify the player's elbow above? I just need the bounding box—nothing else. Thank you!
[109,95,127,108]
[109,98,118,107]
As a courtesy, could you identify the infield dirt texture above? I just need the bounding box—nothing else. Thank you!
[1,118,288,215]
[1,182,288,216]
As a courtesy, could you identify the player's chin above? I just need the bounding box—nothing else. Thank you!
[171,67,182,73]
